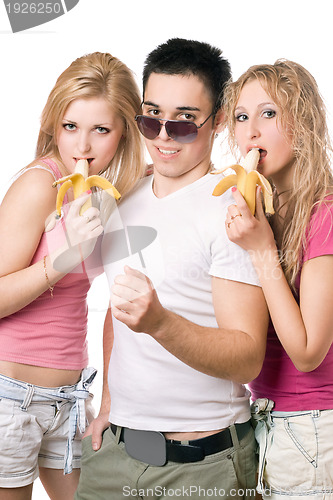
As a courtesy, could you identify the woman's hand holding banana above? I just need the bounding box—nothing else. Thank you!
[50,192,104,273]
[226,186,276,254]
[211,149,276,255]
[46,160,121,272]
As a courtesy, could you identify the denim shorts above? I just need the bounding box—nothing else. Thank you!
[0,369,95,488]
[252,400,333,499]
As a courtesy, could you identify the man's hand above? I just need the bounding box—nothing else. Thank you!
[111,265,166,334]
[83,411,110,451]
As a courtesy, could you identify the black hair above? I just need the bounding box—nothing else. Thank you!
[142,38,232,113]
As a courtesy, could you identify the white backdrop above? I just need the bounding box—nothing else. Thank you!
[0,1,332,497]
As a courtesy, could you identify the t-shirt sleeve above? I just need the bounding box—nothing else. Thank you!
[208,199,260,286]
[303,201,333,263]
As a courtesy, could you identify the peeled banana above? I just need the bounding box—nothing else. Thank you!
[212,149,274,215]
[52,159,121,218]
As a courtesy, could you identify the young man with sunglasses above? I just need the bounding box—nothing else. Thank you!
[75,38,268,499]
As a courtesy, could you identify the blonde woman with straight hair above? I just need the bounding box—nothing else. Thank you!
[223,59,333,498]
[36,51,144,200]
[0,52,145,500]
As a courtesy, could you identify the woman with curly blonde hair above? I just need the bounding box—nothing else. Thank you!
[0,52,145,500]
[223,59,333,498]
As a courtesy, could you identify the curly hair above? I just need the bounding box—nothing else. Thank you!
[223,59,333,287]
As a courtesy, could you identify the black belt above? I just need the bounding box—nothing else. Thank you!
[110,421,251,465]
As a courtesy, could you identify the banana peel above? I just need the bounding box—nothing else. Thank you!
[212,149,274,215]
[52,159,121,218]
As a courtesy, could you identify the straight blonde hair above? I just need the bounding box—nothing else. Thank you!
[36,51,146,198]
[223,59,333,287]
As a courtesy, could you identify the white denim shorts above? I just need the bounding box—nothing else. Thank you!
[252,400,333,500]
[0,370,95,488]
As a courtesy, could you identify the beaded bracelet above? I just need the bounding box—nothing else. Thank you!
[43,255,54,298]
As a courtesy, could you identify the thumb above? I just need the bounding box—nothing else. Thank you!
[91,418,109,451]
[124,265,146,280]
[91,430,103,451]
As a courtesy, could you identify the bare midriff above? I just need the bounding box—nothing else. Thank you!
[163,428,225,441]
[0,360,81,388]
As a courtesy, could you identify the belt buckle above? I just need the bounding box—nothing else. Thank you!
[123,428,167,466]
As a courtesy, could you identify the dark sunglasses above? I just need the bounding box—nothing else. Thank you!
[135,113,214,144]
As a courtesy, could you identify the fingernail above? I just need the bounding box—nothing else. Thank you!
[92,443,99,450]
[231,187,237,192]
[86,189,92,194]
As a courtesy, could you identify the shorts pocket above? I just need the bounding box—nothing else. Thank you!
[284,417,317,466]
[265,415,318,492]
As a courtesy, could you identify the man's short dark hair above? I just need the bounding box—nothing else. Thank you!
[142,38,232,113]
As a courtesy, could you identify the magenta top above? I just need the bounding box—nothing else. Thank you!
[249,197,333,410]
[0,158,102,370]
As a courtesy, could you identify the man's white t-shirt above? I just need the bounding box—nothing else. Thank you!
[102,172,260,432]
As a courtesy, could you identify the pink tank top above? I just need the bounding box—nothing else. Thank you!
[249,198,333,410]
[0,158,102,370]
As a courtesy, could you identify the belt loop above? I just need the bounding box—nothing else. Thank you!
[229,424,239,449]
[20,384,35,411]
[115,425,122,444]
